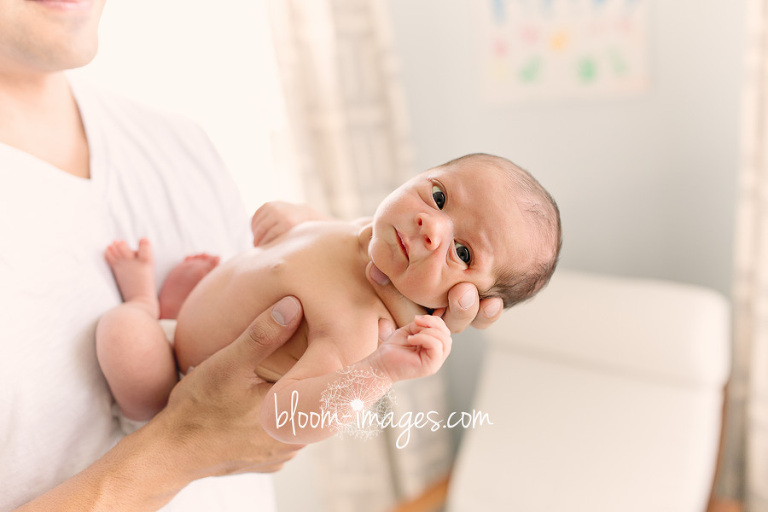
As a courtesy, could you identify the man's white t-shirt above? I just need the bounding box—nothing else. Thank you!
[0,80,275,511]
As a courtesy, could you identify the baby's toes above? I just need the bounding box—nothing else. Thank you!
[136,238,154,263]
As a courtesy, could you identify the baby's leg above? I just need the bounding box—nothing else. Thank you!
[96,239,177,422]
[158,253,220,319]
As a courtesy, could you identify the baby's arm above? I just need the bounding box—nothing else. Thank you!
[250,201,330,246]
[261,315,451,444]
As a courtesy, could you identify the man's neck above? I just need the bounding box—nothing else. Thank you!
[0,69,90,179]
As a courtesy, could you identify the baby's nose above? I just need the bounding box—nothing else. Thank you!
[417,213,450,250]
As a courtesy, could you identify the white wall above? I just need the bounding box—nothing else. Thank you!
[387,0,744,297]
[72,1,743,296]
[71,1,304,213]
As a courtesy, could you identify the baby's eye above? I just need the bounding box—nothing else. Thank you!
[432,185,446,210]
[455,242,471,264]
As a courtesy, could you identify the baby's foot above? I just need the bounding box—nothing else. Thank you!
[158,253,220,319]
[106,238,159,318]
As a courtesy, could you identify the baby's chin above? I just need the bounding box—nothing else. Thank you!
[392,281,447,311]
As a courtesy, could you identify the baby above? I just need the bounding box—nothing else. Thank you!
[96,153,561,444]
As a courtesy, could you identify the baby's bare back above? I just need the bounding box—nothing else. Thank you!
[174,221,388,380]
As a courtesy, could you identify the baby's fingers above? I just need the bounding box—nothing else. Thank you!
[408,328,451,355]
[413,315,450,336]
[257,223,286,247]
[251,208,276,246]
[407,333,450,373]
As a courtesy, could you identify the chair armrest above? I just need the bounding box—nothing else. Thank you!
[388,474,451,512]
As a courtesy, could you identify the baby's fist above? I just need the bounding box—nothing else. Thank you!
[371,315,452,383]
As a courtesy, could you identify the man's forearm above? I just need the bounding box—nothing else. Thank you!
[15,419,192,512]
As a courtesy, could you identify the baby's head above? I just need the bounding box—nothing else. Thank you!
[369,153,561,309]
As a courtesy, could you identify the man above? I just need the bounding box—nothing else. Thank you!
[0,1,501,510]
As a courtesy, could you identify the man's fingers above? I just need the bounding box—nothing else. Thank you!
[442,282,480,333]
[229,296,303,370]
[472,297,503,330]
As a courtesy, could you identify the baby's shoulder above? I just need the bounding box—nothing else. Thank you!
[275,221,362,268]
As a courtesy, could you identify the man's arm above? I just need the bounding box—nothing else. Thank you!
[15,297,305,512]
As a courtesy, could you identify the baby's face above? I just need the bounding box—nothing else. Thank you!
[369,160,535,308]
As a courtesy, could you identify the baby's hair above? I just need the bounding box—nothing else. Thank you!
[441,153,562,308]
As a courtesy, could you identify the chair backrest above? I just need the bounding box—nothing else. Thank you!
[446,271,731,512]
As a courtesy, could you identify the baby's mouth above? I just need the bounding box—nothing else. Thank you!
[396,230,409,261]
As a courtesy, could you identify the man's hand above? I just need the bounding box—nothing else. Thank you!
[251,201,329,246]
[366,262,503,333]
[443,281,503,331]
[157,296,306,475]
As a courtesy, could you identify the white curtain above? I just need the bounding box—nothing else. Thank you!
[268,0,414,220]
[267,1,453,510]
[721,0,768,509]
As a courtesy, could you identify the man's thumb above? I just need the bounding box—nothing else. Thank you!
[270,296,301,327]
[232,296,303,367]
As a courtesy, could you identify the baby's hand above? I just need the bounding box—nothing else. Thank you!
[370,315,452,383]
[251,201,328,246]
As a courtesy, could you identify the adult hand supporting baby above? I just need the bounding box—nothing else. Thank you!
[15,297,305,512]
[156,295,307,474]
[450,283,503,331]
[366,262,503,333]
